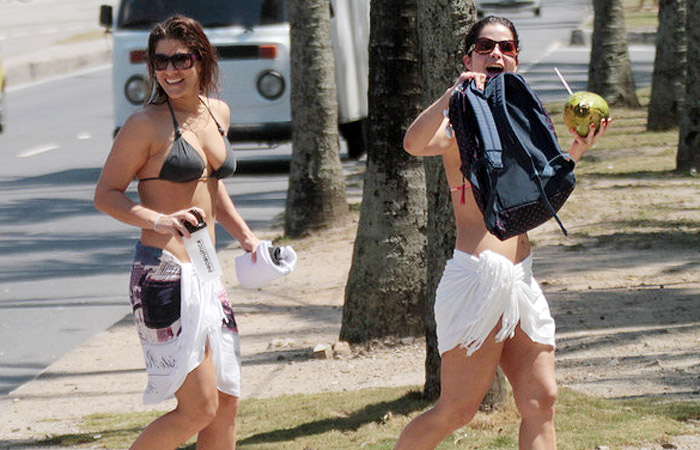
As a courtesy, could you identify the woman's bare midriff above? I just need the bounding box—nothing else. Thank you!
[137,177,220,262]
[451,189,531,264]
[443,147,530,264]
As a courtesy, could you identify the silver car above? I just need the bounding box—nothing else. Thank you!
[477,0,542,17]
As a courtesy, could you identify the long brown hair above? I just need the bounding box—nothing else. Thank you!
[145,15,219,104]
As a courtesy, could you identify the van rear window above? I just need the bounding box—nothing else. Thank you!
[117,0,287,29]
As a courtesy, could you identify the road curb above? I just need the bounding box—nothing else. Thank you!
[569,28,657,46]
[3,39,112,88]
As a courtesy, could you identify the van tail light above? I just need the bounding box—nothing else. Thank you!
[258,45,277,59]
[130,50,148,64]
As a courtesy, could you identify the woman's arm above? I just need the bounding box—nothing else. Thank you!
[568,118,612,163]
[93,112,161,230]
[403,72,487,157]
[210,99,260,252]
[403,90,453,156]
[93,111,201,238]
[215,181,259,253]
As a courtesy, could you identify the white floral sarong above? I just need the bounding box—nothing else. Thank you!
[129,243,241,404]
[435,249,555,356]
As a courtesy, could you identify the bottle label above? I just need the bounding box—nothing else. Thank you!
[196,239,216,274]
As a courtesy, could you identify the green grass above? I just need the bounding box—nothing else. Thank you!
[548,88,680,177]
[623,0,659,30]
[31,386,699,449]
[543,86,700,250]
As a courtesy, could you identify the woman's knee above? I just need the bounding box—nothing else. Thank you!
[179,391,220,428]
[434,397,481,430]
[217,393,239,419]
[515,382,557,421]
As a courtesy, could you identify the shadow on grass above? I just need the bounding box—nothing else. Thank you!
[233,390,428,447]
[582,169,685,179]
[591,227,700,249]
[16,426,146,448]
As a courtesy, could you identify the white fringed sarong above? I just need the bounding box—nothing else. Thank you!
[130,243,241,404]
[435,249,555,356]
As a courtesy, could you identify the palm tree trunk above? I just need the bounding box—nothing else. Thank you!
[340,0,428,342]
[677,0,700,172]
[285,0,348,237]
[647,0,686,131]
[589,0,641,107]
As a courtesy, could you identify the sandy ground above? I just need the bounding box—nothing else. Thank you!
[0,174,698,449]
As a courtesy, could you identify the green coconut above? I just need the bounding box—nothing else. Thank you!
[563,91,610,137]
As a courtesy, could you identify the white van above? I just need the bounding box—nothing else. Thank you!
[0,55,5,133]
[99,0,369,158]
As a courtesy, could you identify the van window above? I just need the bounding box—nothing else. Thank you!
[117,0,287,29]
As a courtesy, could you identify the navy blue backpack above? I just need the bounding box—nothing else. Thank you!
[448,72,576,240]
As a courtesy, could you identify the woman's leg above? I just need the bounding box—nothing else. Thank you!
[196,391,239,450]
[130,347,220,450]
[500,326,557,450]
[394,326,505,450]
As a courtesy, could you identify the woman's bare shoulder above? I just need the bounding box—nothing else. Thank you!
[202,97,230,131]
[119,104,169,140]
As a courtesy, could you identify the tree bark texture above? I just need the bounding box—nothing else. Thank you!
[285,0,349,237]
[415,0,472,402]
[647,0,686,131]
[677,0,700,172]
[589,0,641,107]
[340,0,428,342]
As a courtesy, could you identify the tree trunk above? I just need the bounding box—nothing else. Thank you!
[285,0,349,237]
[589,0,641,107]
[647,0,686,131]
[340,0,428,342]
[416,0,507,409]
[677,0,700,172]
[415,0,468,402]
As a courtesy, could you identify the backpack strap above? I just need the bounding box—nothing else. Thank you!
[489,73,570,236]
[466,80,503,169]
[464,80,502,231]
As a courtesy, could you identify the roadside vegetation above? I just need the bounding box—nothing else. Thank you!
[546,86,699,251]
[623,0,659,29]
[35,386,699,449]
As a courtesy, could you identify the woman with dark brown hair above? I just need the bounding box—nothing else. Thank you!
[395,16,610,449]
[94,15,259,449]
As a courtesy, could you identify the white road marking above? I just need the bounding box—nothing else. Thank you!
[17,143,60,158]
[519,41,564,75]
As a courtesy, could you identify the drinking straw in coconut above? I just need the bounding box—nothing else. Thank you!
[554,67,574,96]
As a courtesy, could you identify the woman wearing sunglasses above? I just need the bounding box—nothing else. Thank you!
[395,16,610,450]
[94,15,259,449]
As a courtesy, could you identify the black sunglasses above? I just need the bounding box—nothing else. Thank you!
[152,53,198,71]
[470,38,518,57]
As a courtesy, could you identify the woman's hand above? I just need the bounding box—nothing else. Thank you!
[239,235,262,263]
[153,207,207,240]
[449,71,488,94]
[568,117,612,163]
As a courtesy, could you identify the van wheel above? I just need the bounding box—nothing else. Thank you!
[339,119,368,160]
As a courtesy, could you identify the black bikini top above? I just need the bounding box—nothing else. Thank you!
[139,98,236,183]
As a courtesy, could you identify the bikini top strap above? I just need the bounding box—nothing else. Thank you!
[199,97,226,136]
[165,99,181,137]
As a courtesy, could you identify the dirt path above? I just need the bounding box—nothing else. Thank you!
[1,184,698,448]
